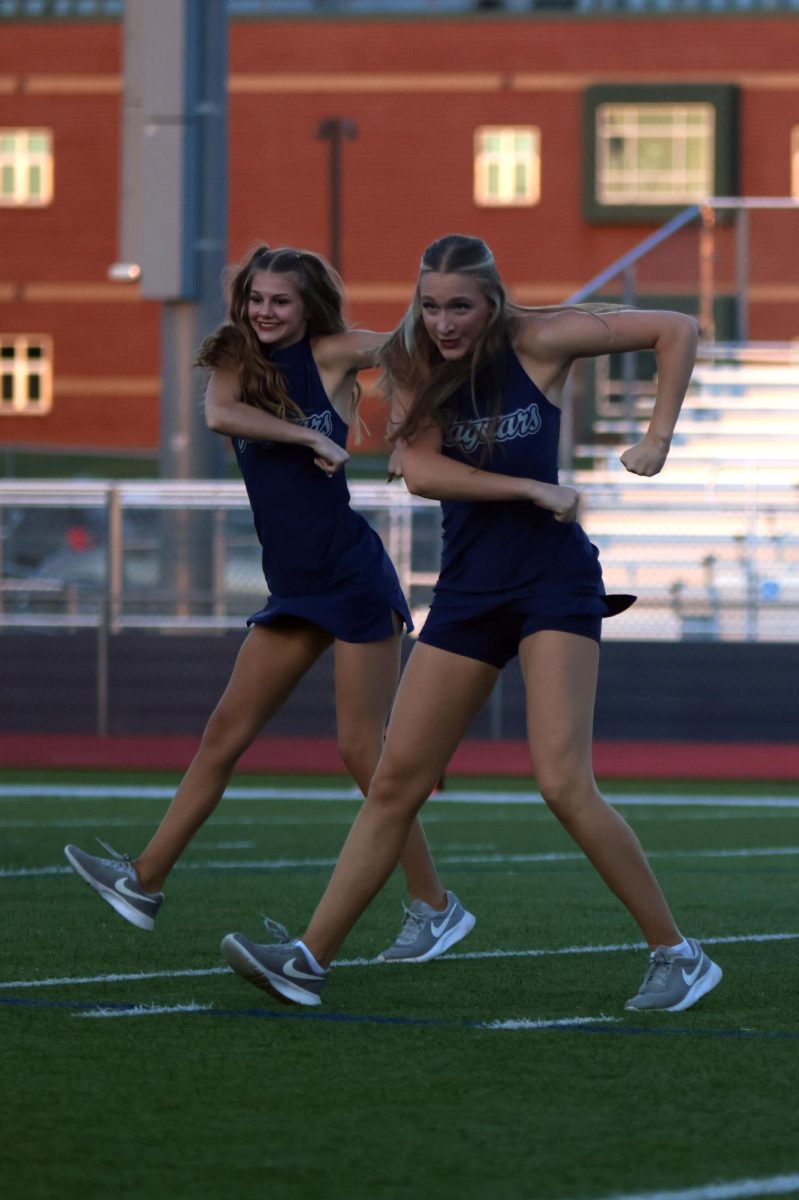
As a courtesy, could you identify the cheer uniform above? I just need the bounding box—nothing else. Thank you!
[418,342,634,668]
[233,336,412,641]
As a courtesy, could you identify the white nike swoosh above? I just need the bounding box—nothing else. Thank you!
[681,958,704,987]
[283,958,322,983]
[430,913,455,938]
[114,877,158,906]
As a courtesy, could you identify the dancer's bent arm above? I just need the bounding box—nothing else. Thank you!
[204,367,350,474]
[392,394,579,523]
[512,307,698,478]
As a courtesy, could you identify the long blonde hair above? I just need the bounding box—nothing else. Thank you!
[196,244,353,421]
[381,233,614,450]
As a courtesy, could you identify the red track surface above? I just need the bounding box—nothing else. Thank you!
[0,734,797,780]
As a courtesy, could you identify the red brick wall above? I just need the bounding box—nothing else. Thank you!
[1,14,798,453]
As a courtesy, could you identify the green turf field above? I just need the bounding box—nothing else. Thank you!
[2,770,798,1200]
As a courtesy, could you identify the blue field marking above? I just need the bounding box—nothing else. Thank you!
[2,993,798,1042]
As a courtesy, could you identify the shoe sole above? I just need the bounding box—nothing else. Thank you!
[625,960,724,1014]
[377,910,477,964]
[220,935,322,1007]
[63,845,155,932]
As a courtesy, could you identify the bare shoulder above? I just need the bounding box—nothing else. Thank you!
[206,365,241,398]
[511,309,598,365]
[311,329,388,371]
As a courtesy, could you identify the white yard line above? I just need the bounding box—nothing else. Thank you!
[70,1006,620,1025]
[75,1003,213,1019]
[5,844,799,879]
[0,966,230,990]
[2,930,796,992]
[591,1172,799,1200]
[487,1015,619,1030]
[0,785,362,801]
[450,931,799,963]
[0,783,798,808]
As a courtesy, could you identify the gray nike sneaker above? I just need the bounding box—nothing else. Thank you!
[221,930,327,1006]
[64,841,163,932]
[377,890,476,963]
[625,938,722,1013]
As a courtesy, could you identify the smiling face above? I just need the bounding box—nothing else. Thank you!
[419,271,493,361]
[247,271,307,348]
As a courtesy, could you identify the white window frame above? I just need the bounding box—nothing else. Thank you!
[0,336,53,416]
[0,128,54,207]
[596,103,715,206]
[474,126,540,207]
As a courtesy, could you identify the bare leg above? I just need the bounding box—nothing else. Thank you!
[133,621,332,892]
[334,632,446,908]
[520,630,681,949]
[302,643,499,966]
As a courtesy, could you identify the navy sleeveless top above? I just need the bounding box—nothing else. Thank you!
[232,336,412,640]
[433,343,634,619]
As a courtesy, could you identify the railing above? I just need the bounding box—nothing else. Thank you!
[2,476,798,641]
[4,476,798,738]
[0,479,435,632]
[564,197,799,344]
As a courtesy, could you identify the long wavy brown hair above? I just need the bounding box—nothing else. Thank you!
[381,234,613,452]
[196,245,351,421]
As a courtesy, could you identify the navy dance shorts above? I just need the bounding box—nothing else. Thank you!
[417,599,602,670]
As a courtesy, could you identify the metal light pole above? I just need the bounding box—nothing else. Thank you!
[114,0,229,616]
[115,0,228,481]
[316,118,358,273]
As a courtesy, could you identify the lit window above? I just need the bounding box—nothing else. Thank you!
[584,84,737,224]
[0,129,54,207]
[0,337,53,415]
[474,126,540,207]
[596,104,714,205]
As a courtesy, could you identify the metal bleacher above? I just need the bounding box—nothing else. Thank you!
[569,343,799,641]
